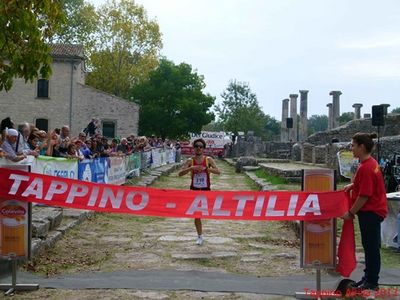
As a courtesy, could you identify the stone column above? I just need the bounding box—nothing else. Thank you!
[352,103,363,120]
[329,91,342,128]
[281,99,289,142]
[380,103,391,116]
[327,103,333,130]
[299,90,308,142]
[289,94,298,142]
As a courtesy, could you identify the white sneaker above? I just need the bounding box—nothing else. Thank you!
[196,236,204,246]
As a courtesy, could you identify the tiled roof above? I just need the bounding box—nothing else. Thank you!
[50,44,84,59]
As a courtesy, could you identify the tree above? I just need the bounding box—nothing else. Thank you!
[308,115,328,135]
[52,0,98,51]
[0,0,65,91]
[391,107,400,114]
[85,0,162,98]
[263,115,280,140]
[130,59,215,139]
[338,112,354,125]
[215,80,266,137]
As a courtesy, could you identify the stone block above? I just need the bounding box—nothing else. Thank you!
[32,220,50,238]
[31,238,46,257]
[32,207,63,230]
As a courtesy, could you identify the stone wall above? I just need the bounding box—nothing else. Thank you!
[0,58,139,137]
[306,114,400,145]
[76,84,139,137]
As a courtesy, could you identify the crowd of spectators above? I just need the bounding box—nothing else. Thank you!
[0,117,182,163]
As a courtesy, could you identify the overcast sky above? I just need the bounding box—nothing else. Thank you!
[90,0,400,120]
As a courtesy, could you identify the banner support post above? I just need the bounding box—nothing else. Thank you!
[0,255,39,295]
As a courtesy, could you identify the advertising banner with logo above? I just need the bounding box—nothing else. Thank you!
[107,157,126,185]
[337,150,359,179]
[0,167,349,221]
[167,149,176,164]
[125,153,141,178]
[151,149,162,168]
[181,131,230,157]
[300,169,336,269]
[141,150,152,170]
[0,165,31,259]
[78,159,97,182]
[31,156,78,179]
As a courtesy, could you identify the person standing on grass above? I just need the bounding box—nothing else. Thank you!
[178,138,220,245]
[342,132,388,291]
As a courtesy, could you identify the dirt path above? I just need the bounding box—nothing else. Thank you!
[16,160,303,299]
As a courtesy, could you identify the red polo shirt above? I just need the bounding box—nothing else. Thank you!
[352,156,388,218]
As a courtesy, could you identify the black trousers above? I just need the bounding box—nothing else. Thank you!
[358,211,383,286]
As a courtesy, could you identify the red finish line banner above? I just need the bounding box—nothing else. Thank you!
[0,168,348,221]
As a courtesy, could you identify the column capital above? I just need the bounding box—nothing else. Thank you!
[326,103,332,107]
[289,94,298,99]
[299,90,309,94]
[282,98,289,103]
[380,103,391,108]
[352,103,363,108]
[329,91,342,96]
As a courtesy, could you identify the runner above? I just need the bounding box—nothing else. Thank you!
[178,138,220,245]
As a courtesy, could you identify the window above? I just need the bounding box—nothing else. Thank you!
[102,121,115,138]
[37,79,49,98]
[35,118,48,132]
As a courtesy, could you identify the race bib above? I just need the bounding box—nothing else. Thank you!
[193,172,207,188]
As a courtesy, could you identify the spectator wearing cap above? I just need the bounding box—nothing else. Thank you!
[1,129,26,162]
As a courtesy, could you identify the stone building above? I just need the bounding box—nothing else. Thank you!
[0,44,139,137]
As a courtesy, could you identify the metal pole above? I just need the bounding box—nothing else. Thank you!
[377,126,380,162]
[316,269,321,300]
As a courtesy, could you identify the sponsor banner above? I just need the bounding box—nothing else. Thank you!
[107,157,126,185]
[337,150,359,179]
[166,149,176,164]
[190,131,230,148]
[78,159,97,182]
[181,145,224,157]
[125,153,141,178]
[301,169,336,269]
[0,164,31,259]
[0,167,349,221]
[141,150,152,170]
[151,149,164,168]
[31,156,78,179]
[182,131,230,157]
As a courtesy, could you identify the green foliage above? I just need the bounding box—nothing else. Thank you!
[85,0,162,98]
[263,114,281,141]
[0,0,65,91]
[53,0,98,51]
[130,58,215,139]
[308,114,328,135]
[391,107,400,114]
[338,111,354,125]
[202,121,224,131]
[215,80,264,137]
[254,169,287,185]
